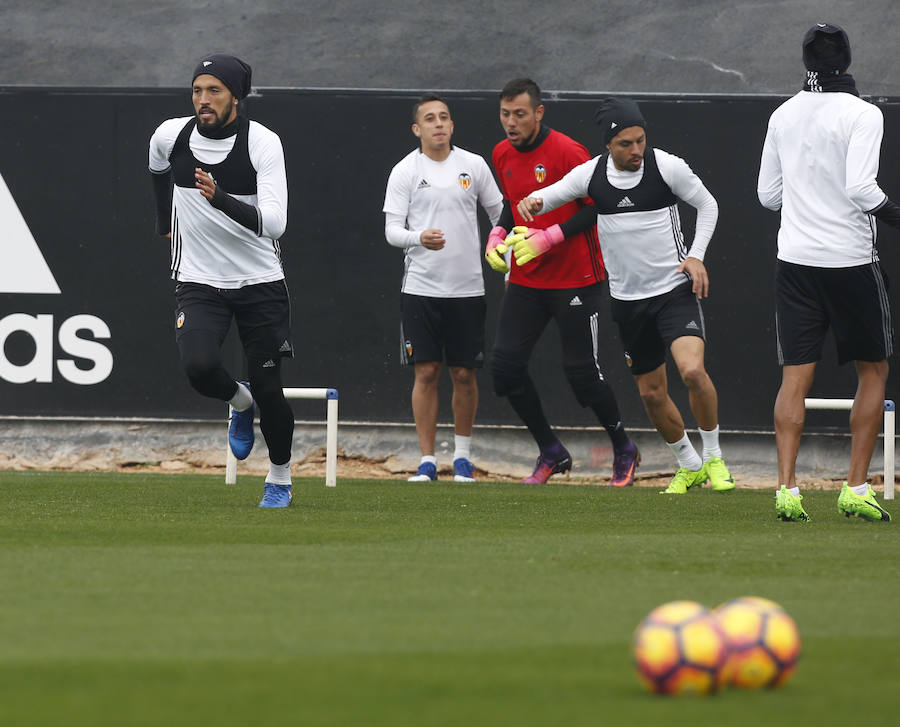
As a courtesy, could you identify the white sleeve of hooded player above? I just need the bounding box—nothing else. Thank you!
[757,120,784,211]
[846,104,888,213]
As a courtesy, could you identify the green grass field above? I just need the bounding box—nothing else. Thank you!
[0,470,898,726]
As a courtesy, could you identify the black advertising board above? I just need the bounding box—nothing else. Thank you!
[1,87,898,430]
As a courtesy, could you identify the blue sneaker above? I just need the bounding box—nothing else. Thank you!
[228,381,255,460]
[453,457,477,483]
[259,483,292,508]
[408,462,437,482]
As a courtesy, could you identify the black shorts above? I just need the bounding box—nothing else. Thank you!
[775,260,893,365]
[174,280,294,360]
[610,282,706,375]
[400,293,486,367]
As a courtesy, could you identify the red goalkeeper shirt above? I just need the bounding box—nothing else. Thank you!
[492,127,605,289]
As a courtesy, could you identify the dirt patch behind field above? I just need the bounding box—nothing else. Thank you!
[1,448,885,492]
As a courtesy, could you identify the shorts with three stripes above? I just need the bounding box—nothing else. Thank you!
[775,259,893,366]
[610,282,706,375]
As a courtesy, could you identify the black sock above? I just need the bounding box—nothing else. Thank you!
[249,359,294,465]
[603,420,630,451]
[590,389,629,450]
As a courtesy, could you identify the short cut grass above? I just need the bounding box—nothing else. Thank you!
[1,470,898,726]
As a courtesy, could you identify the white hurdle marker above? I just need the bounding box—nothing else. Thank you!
[804,398,895,500]
[226,387,339,487]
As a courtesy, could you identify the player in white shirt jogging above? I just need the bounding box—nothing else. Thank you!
[383,94,503,482]
[515,97,736,495]
[758,23,899,522]
[149,54,295,509]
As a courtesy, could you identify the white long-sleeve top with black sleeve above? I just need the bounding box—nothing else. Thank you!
[149,116,288,288]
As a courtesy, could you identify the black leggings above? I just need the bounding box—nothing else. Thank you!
[178,329,294,465]
[491,283,622,448]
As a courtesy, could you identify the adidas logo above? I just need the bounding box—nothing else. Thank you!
[279,340,292,353]
[686,320,700,330]
[0,171,60,294]
[262,359,276,368]
[569,296,583,306]
[616,196,635,208]
[417,179,430,189]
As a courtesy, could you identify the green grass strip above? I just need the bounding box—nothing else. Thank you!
[0,471,898,725]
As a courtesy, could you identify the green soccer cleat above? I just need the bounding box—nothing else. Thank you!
[705,456,735,492]
[660,465,707,494]
[837,482,891,522]
[775,485,810,522]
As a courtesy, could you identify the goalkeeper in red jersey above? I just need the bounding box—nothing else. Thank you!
[485,78,638,486]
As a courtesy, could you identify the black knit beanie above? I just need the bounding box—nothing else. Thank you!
[192,54,253,99]
[594,97,646,144]
[802,23,851,75]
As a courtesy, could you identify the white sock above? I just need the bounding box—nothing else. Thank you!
[667,433,703,471]
[453,435,472,462]
[229,382,253,412]
[699,426,722,461]
[788,486,799,497]
[852,482,869,496]
[267,461,292,485]
[421,455,437,466]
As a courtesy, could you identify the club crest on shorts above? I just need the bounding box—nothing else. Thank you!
[405,339,413,357]
[534,164,547,183]
[176,311,185,329]
[624,351,633,368]
[458,172,472,190]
